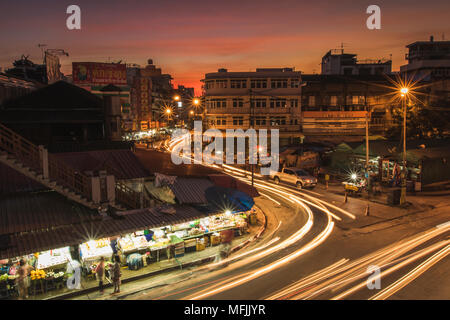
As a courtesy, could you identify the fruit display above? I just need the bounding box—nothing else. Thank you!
[36,247,71,269]
[45,271,65,279]
[80,239,113,262]
[133,236,149,249]
[0,274,8,282]
[31,269,46,280]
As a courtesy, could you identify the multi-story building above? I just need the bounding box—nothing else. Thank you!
[301,74,395,142]
[128,59,174,131]
[202,68,304,146]
[400,36,450,112]
[400,36,450,80]
[321,49,392,76]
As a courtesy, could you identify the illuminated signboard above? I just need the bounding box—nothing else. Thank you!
[72,62,127,85]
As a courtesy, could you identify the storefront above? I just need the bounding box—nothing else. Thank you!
[0,209,253,299]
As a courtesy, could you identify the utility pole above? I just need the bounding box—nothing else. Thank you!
[400,94,407,205]
[249,88,254,186]
[365,102,370,216]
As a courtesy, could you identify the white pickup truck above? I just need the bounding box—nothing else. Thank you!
[272,167,318,189]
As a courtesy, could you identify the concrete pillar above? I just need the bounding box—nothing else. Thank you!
[106,175,116,204]
[38,145,49,179]
[91,176,101,204]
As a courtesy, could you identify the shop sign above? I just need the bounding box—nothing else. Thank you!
[72,62,127,85]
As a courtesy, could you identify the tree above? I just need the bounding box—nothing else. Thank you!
[386,101,450,139]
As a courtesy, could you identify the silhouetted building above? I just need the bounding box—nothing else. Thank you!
[321,49,392,76]
[0,81,132,151]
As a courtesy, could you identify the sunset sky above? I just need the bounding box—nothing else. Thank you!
[1,0,449,94]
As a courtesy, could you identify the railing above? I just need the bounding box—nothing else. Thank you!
[0,122,92,201]
[115,182,151,209]
[0,122,42,173]
[0,122,151,209]
[48,153,92,201]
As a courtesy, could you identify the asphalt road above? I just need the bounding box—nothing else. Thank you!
[89,148,450,300]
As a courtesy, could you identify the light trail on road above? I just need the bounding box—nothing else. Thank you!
[265,222,450,300]
[151,136,446,300]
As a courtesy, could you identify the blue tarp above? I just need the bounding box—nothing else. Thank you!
[204,186,255,213]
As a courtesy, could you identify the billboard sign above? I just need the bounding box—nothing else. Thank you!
[45,52,63,84]
[72,62,127,85]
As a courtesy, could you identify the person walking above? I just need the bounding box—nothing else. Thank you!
[16,259,32,300]
[95,257,105,295]
[111,255,122,294]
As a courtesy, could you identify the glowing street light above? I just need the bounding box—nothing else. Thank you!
[399,87,410,205]
[173,95,180,101]
[193,98,200,106]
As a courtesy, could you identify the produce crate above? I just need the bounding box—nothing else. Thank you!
[211,235,221,246]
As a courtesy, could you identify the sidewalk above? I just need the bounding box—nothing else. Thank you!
[314,182,448,230]
[27,206,267,300]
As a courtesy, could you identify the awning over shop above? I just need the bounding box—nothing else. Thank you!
[204,186,255,213]
[0,204,227,260]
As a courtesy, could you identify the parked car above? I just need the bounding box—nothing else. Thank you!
[273,167,318,189]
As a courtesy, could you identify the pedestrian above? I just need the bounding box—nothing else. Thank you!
[111,255,122,294]
[95,257,105,295]
[16,259,32,300]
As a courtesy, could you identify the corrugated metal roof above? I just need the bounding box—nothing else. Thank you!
[169,178,215,204]
[0,204,215,260]
[53,149,149,179]
[0,162,47,195]
[0,191,101,235]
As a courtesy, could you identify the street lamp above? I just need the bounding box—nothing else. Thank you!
[173,95,180,101]
[400,87,409,205]
[193,98,200,106]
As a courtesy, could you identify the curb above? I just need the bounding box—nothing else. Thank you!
[230,205,267,254]
[46,207,268,300]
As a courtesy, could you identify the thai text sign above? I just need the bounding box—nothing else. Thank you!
[72,62,127,85]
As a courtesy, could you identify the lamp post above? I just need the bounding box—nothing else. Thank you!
[365,101,370,216]
[400,87,409,205]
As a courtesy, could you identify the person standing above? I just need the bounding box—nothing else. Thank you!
[16,259,32,300]
[112,255,122,294]
[95,257,105,295]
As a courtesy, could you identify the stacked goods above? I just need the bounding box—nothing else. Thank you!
[0,274,8,282]
[45,271,65,279]
[31,269,46,280]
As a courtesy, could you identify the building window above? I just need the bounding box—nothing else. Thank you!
[205,81,214,89]
[270,116,286,125]
[270,99,287,108]
[352,96,365,105]
[210,98,227,108]
[330,96,337,106]
[233,98,244,108]
[232,116,244,126]
[290,99,299,108]
[230,80,247,89]
[308,96,316,107]
[251,79,267,88]
[216,80,228,88]
[290,79,300,88]
[271,79,288,88]
[252,99,267,108]
[255,116,267,126]
[216,117,226,125]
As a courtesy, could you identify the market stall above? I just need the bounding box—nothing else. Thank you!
[79,238,113,270]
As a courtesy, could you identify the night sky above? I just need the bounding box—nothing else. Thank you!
[1,0,449,93]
